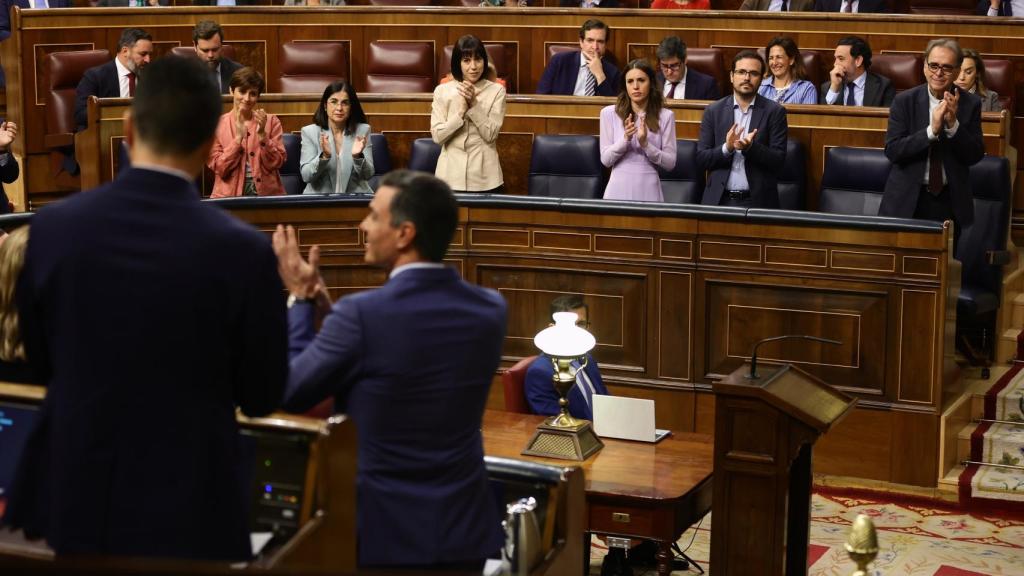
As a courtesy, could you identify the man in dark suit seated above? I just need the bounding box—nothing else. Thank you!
[537,19,620,97]
[813,0,888,11]
[0,121,18,213]
[697,50,788,208]
[878,38,984,237]
[656,36,719,101]
[192,20,241,95]
[820,36,895,108]
[559,0,618,6]
[739,0,813,11]
[273,170,505,570]
[3,55,287,561]
[977,0,1018,14]
[95,0,168,6]
[525,294,609,420]
[74,27,153,130]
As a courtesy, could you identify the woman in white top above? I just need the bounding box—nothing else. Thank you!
[299,80,375,195]
[430,34,506,193]
[758,36,817,105]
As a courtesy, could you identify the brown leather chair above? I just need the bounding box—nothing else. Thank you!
[686,48,726,98]
[982,58,1014,115]
[438,43,514,92]
[45,49,110,148]
[546,42,578,63]
[907,0,975,14]
[365,41,434,93]
[279,41,349,94]
[169,44,238,62]
[871,53,923,93]
[502,355,538,414]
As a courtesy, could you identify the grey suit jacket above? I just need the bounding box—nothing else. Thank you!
[739,0,813,10]
[299,123,374,195]
[819,71,895,108]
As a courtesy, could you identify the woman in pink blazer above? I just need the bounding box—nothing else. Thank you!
[208,67,285,197]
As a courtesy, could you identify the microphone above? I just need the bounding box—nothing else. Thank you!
[746,335,843,380]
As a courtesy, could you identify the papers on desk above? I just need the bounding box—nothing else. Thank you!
[593,395,671,443]
[250,532,274,557]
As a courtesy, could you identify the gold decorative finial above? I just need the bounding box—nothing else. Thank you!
[845,513,879,576]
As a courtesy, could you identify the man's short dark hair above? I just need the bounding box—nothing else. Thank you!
[380,170,458,263]
[132,56,221,156]
[732,49,765,75]
[550,294,586,318]
[837,36,872,69]
[579,19,609,39]
[193,20,224,45]
[656,36,687,63]
[118,28,152,51]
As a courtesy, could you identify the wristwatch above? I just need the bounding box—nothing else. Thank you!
[287,294,311,309]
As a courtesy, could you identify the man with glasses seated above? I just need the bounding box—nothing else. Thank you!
[525,294,608,420]
[878,38,984,237]
[656,36,719,101]
[821,36,894,108]
[697,50,788,208]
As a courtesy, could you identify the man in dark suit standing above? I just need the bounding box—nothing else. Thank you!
[878,38,984,232]
[4,56,286,560]
[820,36,895,108]
[537,19,620,97]
[273,170,505,569]
[656,36,720,101]
[192,20,242,94]
[813,0,888,11]
[74,28,153,130]
[697,50,788,208]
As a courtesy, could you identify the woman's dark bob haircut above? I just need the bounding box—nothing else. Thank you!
[450,35,489,83]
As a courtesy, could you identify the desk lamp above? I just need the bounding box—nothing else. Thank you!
[521,311,604,461]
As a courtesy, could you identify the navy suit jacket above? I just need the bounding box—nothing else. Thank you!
[537,50,620,97]
[814,0,888,11]
[0,152,19,213]
[283,266,505,567]
[696,94,788,207]
[217,57,242,95]
[75,60,120,130]
[4,168,287,560]
[878,84,984,227]
[658,68,720,101]
[525,353,608,421]
[819,71,895,108]
[0,0,69,42]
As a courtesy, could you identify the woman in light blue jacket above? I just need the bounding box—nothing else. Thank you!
[300,80,374,195]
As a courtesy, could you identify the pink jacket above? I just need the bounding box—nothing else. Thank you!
[208,111,286,198]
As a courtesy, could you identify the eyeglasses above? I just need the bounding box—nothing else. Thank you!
[732,69,762,78]
[327,99,352,108]
[660,62,682,71]
[926,62,957,76]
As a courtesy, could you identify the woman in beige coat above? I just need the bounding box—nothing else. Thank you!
[430,35,506,193]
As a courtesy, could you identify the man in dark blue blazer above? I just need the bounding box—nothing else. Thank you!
[655,36,720,101]
[697,50,788,208]
[0,120,18,212]
[537,19,620,97]
[274,170,505,569]
[525,294,608,420]
[0,0,69,87]
[878,39,984,231]
[75,28,153,130]
[813,0,888,11]
[192,20,242,95]
[4,56,287,561]
[819,36,895,108]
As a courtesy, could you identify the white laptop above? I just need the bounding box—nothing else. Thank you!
[592,395,671,443]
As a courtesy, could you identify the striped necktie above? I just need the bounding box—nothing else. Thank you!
[584,69,596,96]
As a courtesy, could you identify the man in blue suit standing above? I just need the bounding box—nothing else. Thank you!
[4,55,287,561]
[273,170,505,569]
[525,293,608,420]
[537,19,620,97]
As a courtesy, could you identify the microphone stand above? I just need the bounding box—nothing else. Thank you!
[746,335,843,380]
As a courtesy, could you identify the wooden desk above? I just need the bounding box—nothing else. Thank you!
[483,409,713,576]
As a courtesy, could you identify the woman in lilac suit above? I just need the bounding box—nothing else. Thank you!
[600,59,676,201]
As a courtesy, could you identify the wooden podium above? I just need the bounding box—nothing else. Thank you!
[710,362,856,576]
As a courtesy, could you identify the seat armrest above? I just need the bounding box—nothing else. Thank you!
[987,250,1013,266]
[44,132,75,149]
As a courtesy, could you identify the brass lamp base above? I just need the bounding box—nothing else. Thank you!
[522,416,604,461]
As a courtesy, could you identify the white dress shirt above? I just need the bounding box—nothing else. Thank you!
[663,69,688,99]
[825,70,866,106]
[114,57,135,98]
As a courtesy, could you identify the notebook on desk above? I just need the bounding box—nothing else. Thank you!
[592,395,671,443]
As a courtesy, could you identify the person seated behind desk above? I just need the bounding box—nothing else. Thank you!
[299,80,374,195]
[525,294,609,420]
[956,48,1003,113]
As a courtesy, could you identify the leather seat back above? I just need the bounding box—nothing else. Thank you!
[528,135,603,199]
[45,49,110,137]
[819,147,890,216]
[982,58,1014,115]
[871,53,923,93]
[408,137,442,173]
[685,48,726,99]
[368,133,392,190]
[279,41,349,94]
[778,139,806,210]
[365,41,434,93]
[658,139,702,204]
[281,132,303,195]
[957,155,1011,297]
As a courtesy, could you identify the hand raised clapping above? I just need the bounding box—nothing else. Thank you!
[636,113,648,148]
[0,121,18,153]
[319,133,332,159]
[623,114,637,142]
[253,109,268,137]
[352,134,367,156]
[725,123,757,152]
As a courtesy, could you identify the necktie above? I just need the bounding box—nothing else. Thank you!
[928,143,943,195]
[584,69,596,97]
[842,0,852,10]
[127,72,136,97]
[781,0,788,10]
[668,82,679,99]
[845,82,856,106]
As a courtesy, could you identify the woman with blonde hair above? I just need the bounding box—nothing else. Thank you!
[599,59,677,201]
[0,226,31,379]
